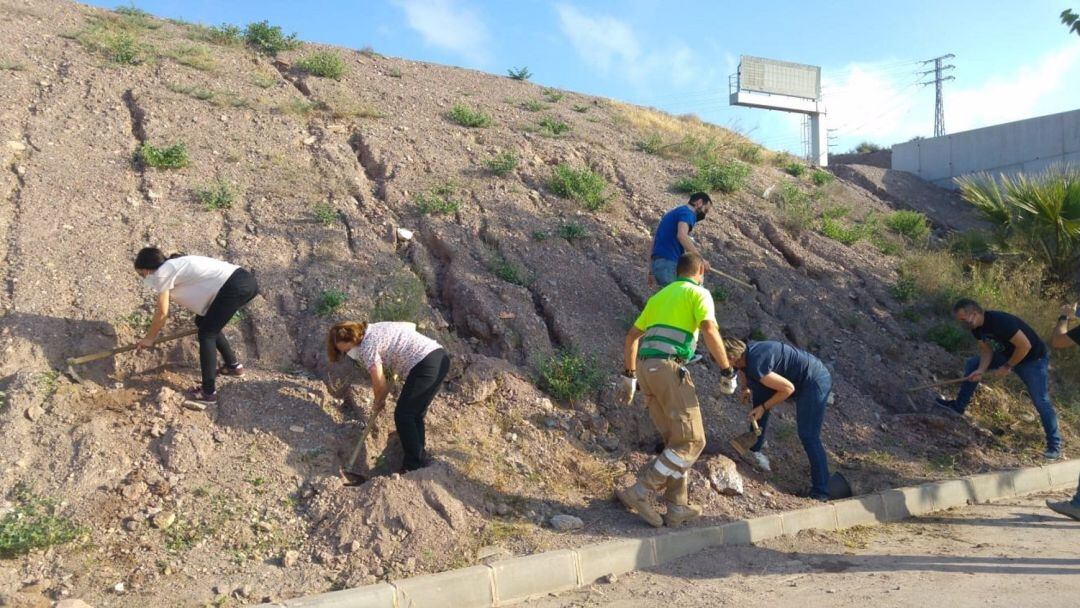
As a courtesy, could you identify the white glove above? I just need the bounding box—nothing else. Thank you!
[719,367,738,395]
[618,374,637,405]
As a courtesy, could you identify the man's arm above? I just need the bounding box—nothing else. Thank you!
[993,330,1031,376]
[700,320,731,369]
[624,327,644,373]
[749,372,795,420]
[1051,303,1076,349]
[966,341,993,381]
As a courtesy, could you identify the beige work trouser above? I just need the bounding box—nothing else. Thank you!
[635,358,706,505]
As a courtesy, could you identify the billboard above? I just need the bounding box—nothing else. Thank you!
[739,56,820,100]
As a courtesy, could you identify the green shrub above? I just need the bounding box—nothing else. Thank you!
[572,104,589,113]
[531,230,548,241]
[189,23,242,46]
[490,255,531,286]
[711,285,730,303]
[416,183,461,215]
[774,183,814,236]
[884,210,930,242]
[0,486,82,558]
[818,216,867,246]
[371,274,425,323]
[926,321,973,352]
[784,162,806,177]
[447,103,491,128]
[520,99,544,112]
[314,289,347,317]
[507,66,532,81]
[484,151,518,177]
[166,82,214,100]
[820,204,851,219]
[851,141,883,154]
[73,17,150,64]
[558,222,588,241]
[634,133,664,155]
[165,43,215,71]
[736,143,763,164]
[673,159,750,194]
[549,164,609,211]
[252,71,277,88]
[138,143,189,169]
[948,230,995,260]
[538,348,605,403]
[542,89,564,103]
[810,169,834,186]
[244,20,300,55]
[536,115,570,137]
[891,276,920,303]
[387,67,402,78]
[195,178,236,211]
[295,52,346,79]
[313,202,337,225]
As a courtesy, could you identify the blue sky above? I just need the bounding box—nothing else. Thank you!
[90,0,1080,156]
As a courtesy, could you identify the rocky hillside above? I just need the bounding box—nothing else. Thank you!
[0,1,1062,606]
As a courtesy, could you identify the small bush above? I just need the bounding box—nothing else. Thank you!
[634,133,664,155]
[673,159,750,194]
[387,67,402,78]
[784,162,806,177]
[195,178,236,211]
[948,230,995,260]
[774,183,814,236]
[314,289,347,317]
[244,20,300,55]
[549,164,609,211]
[736,143,763,164]
[313,202,337,225]
[166,82,215,100]
[711,285,730,303]
[138,143,189,169]
[484,151,518,177]
[447,103,491,128]
[572,104,589,113]
[810,169,834,186]
[820,204,851,219]
[520,99,544,112]
[542,89,564,103]
[507,66,532,81]
[490,255,531,286]
[295,52,346,79]
[0,485,82,558]
[371,274,425,323]
[851,141,883,154]
[926,321,973,352]
[531,230,548,241]
[536,116,571,137]
[280,99,320,116]
[190,23,242,46]
[891,276,920,303]
[165,43,215,71]
[558,222,588,241]
[416,183,461,215]
[884,210,930,242]
[818,216,867,246]
[538,348,605,403]
[252,71,277,88]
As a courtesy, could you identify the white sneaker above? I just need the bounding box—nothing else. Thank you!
[750,450,771,473]
[688,353,704,365]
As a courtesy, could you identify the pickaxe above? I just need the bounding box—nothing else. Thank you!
[63,328,198,383]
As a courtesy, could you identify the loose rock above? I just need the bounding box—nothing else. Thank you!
[549,514,584,532]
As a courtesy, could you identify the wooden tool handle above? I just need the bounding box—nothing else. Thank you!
[66,327,199,366]
[707,267,755,290]
[905,377,969,392]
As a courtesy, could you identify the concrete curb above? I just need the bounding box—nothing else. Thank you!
[268,458,1080,608]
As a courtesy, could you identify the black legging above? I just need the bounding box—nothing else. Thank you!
[396,349,451,471]
[194,268,258,393]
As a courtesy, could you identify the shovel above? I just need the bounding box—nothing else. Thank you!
[708,267,755,291]
[64,328,198,383]
[340,408,382,486]
[729,417,762,458]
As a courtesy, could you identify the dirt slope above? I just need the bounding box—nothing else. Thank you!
[0,2,1061,606]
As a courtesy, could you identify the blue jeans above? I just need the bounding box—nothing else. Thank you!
[651,257,677,287]
[752,367,833,500]
[955,353,1061,451]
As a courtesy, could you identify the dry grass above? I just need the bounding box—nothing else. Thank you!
[613,103,751,162]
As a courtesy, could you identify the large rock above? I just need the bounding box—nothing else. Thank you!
[707,455,744,496]
[156,425,214,473]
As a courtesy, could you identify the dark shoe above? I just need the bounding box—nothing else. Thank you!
[935,397,964,417]
[217,363,244,377]
[1046,500,1080,521]
[1043,447,1062,461]
[185,387,218,405]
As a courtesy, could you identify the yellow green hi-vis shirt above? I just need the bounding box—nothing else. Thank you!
[633,278,716,360]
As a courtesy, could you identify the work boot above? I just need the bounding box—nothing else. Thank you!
[1043,447,1062,461]
[1046,500,1080,521]
[615,483,663,528]
[749,450,771,473]
[663,502,702,527]
[934,397,964,417]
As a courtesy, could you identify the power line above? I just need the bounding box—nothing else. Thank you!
[918,54,956,137]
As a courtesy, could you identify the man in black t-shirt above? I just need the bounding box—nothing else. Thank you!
[1045,302,1080,521]
[936,299,1062,460]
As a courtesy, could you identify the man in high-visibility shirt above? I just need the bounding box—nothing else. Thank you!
[616,252,737,527]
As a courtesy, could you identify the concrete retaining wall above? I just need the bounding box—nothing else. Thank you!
[891,109,1080,188]
[269,459,1080,608]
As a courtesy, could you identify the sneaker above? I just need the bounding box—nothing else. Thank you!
[217,363,244,377]
[935,397,964,417]
[1046,500,1080,521]
[615,484,663,528]
[663,503,702,527]
[184,387,218,405]
[1043,447,1063,461]
[749,450,772,473]
[688,353,704,365]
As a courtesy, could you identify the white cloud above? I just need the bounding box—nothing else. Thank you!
[555,4,703,88]
[394,0,490,64]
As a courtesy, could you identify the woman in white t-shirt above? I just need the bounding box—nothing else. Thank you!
[134,247,259,404]
[327,320,451,473]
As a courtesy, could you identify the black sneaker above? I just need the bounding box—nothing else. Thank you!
[1046,500,1080,521]
[935,397,963,417]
